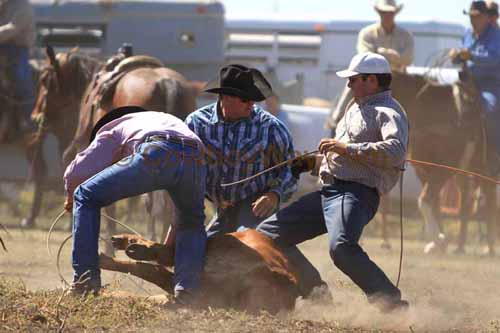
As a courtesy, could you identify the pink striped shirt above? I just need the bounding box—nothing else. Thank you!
[64,111,202,196]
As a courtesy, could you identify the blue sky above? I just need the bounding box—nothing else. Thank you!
[219,0,475,26]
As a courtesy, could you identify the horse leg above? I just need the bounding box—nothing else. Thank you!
[125,195,141,225]
[0,183,22,217]
[379,198,391,250]
[101,204,117,256]
[483,182,497,256]
[144,191,174,242]
[21,141,47,228]
[144,192,157,241]
[418,182,447,254]
[455,177,474,254]
[161,192,176,243]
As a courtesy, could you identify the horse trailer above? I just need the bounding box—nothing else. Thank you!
[226,16,465,102]
[31,0,225,81]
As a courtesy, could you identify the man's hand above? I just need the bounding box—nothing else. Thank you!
[377,47,402,65]
[449,48,471,62]
[251,192,279,218]
[318,138,348,155]
[64,196,73,212]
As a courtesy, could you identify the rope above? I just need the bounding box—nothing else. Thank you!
[56,233,73,286]
[396,170,404,288]
[48,209,143,262]
[406,158,500,186]
[47,209,67,258]
[220,150,319,187]
[101,213,143,237]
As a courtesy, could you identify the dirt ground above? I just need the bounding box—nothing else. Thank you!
[1,193,500,332]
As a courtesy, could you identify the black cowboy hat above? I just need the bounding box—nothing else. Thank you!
[488,1,499,16]
[463,0,489,15]
[89,105,148,144]
[204,64,273,102]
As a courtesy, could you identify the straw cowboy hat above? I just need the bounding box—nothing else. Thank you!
[374,0,403,13]
[204,64,273,102]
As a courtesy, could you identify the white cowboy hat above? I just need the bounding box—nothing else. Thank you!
[336,52,391,78]
[374,0,404,13]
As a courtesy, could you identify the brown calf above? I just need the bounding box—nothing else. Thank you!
[100,229,299,313]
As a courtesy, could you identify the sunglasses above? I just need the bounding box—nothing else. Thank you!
[348,75,368,84]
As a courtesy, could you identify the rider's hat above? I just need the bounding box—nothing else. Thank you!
[463,1,489,15]
[204,64,273,102]
[374,0,403,13]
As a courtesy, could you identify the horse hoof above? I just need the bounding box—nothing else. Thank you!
[21,217,35,229]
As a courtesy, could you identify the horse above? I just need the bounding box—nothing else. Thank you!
[326,70,497,255]
[19,50,101,228]
[0,54,61,226]
[100,229,299,313]
[47,49,198,242]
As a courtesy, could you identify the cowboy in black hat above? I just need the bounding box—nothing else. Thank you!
[185,64,329,299]
[487,0,499,27]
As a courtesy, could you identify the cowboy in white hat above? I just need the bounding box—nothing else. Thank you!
[258,52,410,312]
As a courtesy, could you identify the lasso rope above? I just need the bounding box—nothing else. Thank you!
[49,209,144,287]
[220,150,319,187]
[47,210,143,259]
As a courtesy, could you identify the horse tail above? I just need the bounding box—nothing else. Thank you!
[158,77,187,120]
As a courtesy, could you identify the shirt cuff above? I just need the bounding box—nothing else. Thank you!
[345,143,362,156]
[269,189,283,204]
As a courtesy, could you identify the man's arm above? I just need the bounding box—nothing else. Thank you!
[266,121,298,202]
[64,134,121,200]
[357,26,378,53]
[320,108,408,169]
[0,3,33,44]
[398,30,415,67]
[467,39,500,77]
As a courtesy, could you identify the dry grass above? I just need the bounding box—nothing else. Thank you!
[1,193,500,332]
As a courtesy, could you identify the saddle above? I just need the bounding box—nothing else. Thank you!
[81,55,164,119]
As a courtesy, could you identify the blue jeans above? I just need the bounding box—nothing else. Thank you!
[72,139,207,293]
[0,45,34,121]
[208,193,326,297]
[257,181,402,303]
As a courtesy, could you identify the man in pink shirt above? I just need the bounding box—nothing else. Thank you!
[64,106,206,303]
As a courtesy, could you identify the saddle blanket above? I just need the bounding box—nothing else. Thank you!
[406,66,460,86]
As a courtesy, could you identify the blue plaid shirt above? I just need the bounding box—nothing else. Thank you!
[186,102,297,206]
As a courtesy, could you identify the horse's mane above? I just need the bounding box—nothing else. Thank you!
[38,52,102,98]
[64,52,102,96]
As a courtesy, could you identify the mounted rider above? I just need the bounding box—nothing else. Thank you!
[487,1,499,27]
[0,0,35,133]
[450,0,500,174]
[327,0,414,134]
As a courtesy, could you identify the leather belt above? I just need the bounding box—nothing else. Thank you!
[322,174,354,186]
[146,134,199,150]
